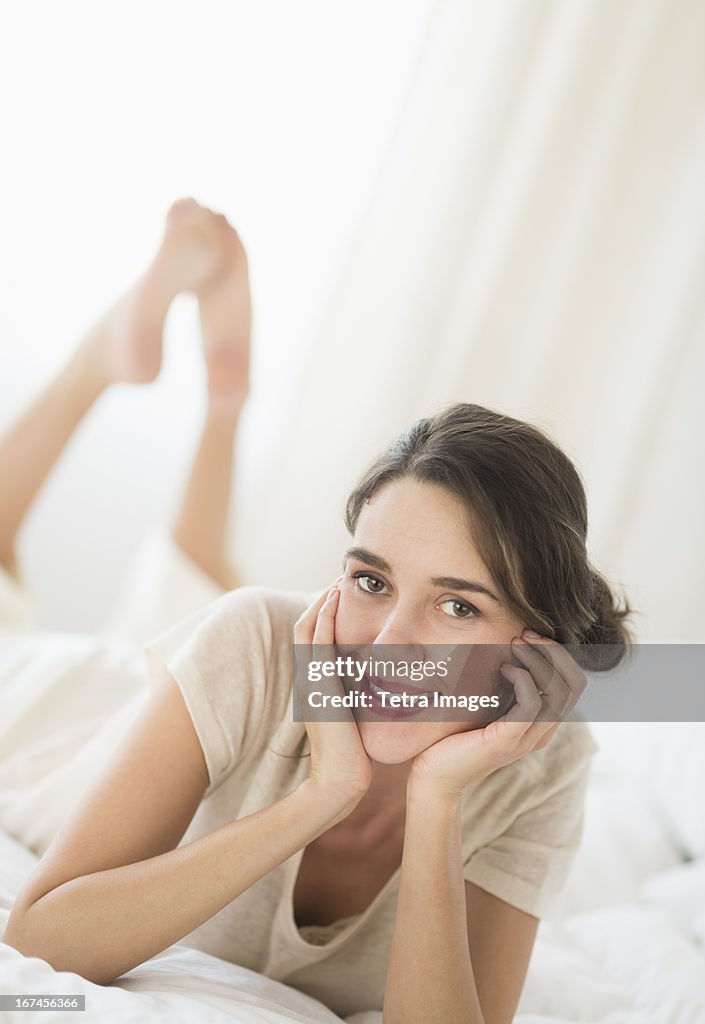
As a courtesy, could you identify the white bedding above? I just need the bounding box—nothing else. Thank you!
[3,816,705,1024]
[2,707,705,1022]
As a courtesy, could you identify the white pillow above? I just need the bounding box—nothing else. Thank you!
[590,722,705,860]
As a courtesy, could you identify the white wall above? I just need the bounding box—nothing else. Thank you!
[0,0,432,630]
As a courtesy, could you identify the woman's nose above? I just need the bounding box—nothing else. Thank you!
[372,608,427,661]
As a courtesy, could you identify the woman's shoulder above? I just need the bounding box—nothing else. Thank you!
[198,584,314,649]
[144,585,316,786]
[463,720,597,818]
[145,584,315,701]
[461,720,599,917]
[514,719,598,788]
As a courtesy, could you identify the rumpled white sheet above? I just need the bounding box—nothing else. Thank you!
[2,673,705,1023]
[3,792,705,1024]
[0,826,357,1024]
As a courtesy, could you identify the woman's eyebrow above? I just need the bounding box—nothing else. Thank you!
[343,546,391,572]
[343,548,500,603]
[430,577,500,603]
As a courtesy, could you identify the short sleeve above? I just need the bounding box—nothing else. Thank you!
[463,722,597,918]
[143,586,295,790]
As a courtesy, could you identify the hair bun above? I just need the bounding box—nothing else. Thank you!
[573,571,633,671]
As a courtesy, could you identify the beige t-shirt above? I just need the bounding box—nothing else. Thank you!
[145,585,597,1019]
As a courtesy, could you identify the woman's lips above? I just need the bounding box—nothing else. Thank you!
[365,674,434,698]
[358,674,433,720]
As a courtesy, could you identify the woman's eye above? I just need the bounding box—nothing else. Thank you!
[438,598,478,619]
[354,573,387,595]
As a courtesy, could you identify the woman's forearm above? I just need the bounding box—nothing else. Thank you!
[383,781,484,1024]
[4,779,344,985]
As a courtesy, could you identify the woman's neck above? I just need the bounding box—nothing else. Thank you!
[348,758,411,830]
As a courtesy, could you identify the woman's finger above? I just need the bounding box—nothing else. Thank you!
[496,664,542,747]
[499,660,565,754]
[293,588,329,643]
[312,586,340,647]
[510,640,572,721]
[510,641,559,693]
[293,575,345,644]
[522,634,587,708]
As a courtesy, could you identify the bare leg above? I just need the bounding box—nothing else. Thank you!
[171,216,251,590]
[0,199,225,575]
[0,348,109,574]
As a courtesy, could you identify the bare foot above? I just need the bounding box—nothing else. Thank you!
[196,217,251,420]
[81,199,229,385]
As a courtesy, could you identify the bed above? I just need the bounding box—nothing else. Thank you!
[2,705,705,1023]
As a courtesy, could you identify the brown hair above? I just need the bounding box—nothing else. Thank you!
[344,403,632,671]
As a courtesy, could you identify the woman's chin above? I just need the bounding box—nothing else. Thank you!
[357,722,436,765]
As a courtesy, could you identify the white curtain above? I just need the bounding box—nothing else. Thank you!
[237,0,705,642]
[0,0,431,632]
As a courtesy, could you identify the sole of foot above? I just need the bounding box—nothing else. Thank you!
[81,198,238,386]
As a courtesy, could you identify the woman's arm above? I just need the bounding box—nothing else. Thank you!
[383,636,587,1023]
[383,779,538,1024]
[2,667,357,986]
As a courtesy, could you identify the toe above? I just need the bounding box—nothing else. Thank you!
[167,197,200,222]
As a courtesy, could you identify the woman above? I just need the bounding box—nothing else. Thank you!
[1,202,631,1024]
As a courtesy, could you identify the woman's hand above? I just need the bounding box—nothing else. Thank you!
[293,581,372,820]
[409,632,587,799]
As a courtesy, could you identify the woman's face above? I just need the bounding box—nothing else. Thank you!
[335,477,526,764]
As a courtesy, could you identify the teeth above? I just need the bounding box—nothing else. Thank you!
[368,678,432,703]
